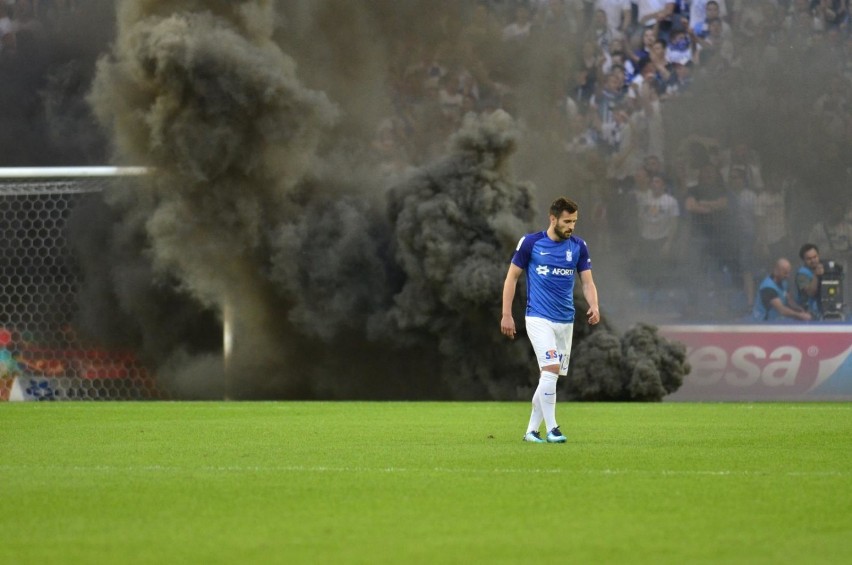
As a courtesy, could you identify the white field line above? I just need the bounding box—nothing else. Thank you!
[0,464,848,478]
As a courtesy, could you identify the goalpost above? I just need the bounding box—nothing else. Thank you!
[0,166,170,401]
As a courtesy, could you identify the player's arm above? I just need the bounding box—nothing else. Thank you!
[580,269,600,325]
[501,263,524,339]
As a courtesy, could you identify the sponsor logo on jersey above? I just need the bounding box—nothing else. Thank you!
[535,266,573,277]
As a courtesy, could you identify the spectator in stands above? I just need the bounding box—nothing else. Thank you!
[664,60,694,97]
[630,25,658,67]
[607,91,657,178]
[642,154,667,184]
[628,57,666,107]
[728,166,760,310]
[720,140,764,190]
[590,71,626,148]
[502,3,533,41]
[691,1,731,38]
[599,100,631,154]
[807,200,852,273]
[755,171,793,267]
[595,0,632,38]
[567,66,596,114]
[648,38,673,84]
[563,110,599,153]
[608,62,629,96]
[636,1,675,34]
[534,0,577,41]
[634,172,680,287]
[591,8,618,53]
[785,0,819,40]
[815,0,850,31]
[607,37,635,79]
[665,24,695,66]
[752,257,814,322]
[632,165,653,199]
[794,243,825,319]
[685,162,733,276]
[694,17,736,68]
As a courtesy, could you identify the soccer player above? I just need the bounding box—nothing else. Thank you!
[501,198,600,444]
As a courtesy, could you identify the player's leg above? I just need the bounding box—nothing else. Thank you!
[543,322,574,443]
[523,387,545,443]
[524,317,562,442]
[557,322,575,377]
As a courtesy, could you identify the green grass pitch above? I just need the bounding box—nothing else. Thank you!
[1,402,850,564]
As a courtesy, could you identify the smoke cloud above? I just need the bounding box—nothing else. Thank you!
[21,0,840,399]
[74,0,545,398]
[86,0,344,397]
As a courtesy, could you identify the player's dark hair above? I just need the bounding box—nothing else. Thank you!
[550,198,578,218]
[799,243,819,260]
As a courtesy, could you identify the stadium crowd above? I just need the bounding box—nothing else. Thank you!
[370,0,852,323]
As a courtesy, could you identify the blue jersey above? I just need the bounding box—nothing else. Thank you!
[511,231,592,323]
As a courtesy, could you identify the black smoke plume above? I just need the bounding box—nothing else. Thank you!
[57,1,698,399]
[567,323,689,401]
[76,1,549,399]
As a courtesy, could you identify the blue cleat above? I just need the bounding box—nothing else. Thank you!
[546,426,567,443]
[523,431,546,443]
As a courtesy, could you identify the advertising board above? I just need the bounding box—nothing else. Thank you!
[660,324,852,400]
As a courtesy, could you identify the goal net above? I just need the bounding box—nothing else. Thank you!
[0,167,167,401]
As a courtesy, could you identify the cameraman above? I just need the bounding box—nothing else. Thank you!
[794,243,823,319]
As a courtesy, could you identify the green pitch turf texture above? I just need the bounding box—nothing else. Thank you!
[1,402,850,564]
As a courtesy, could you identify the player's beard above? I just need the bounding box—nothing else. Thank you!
[554,227,572,240]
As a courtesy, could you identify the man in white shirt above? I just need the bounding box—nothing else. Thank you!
[502,4,532,41]
[635,0,675,29]
[635,173,680,288]
[596,0,632,36]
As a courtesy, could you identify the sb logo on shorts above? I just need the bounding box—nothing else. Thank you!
[545,349,558,360]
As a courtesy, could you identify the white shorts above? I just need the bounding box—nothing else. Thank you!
[525,316,574,376]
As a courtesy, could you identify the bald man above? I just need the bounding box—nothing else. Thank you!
[752,258,813,322]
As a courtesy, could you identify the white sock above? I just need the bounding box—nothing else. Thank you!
[539,371,559,431]
[526,387,543,433]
